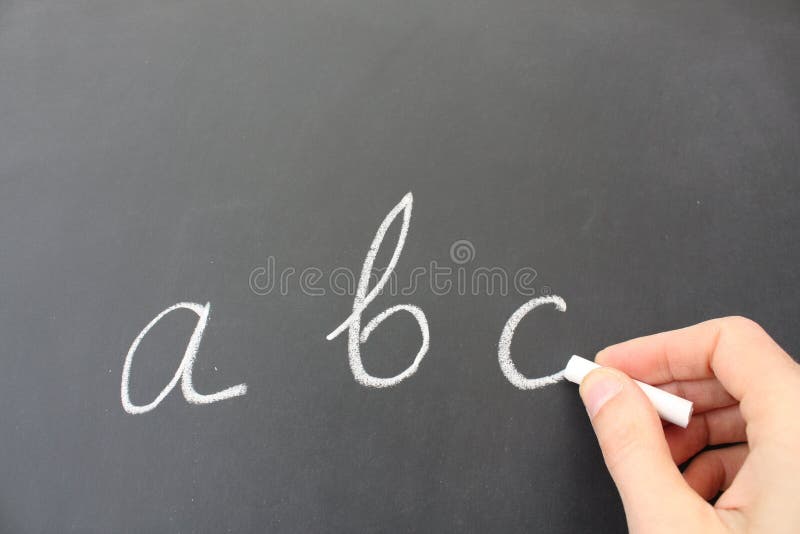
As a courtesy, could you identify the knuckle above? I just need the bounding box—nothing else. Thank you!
[719,315,765,335]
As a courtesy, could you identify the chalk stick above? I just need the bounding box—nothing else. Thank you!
[564,355,693,428]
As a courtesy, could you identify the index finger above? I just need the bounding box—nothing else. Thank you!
[595,316,800,432]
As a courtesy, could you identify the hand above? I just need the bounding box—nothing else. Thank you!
[579,316,800,533]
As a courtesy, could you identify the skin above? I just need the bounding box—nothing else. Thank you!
[578,316,800,533]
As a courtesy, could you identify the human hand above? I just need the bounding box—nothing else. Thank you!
[579,316,800,533]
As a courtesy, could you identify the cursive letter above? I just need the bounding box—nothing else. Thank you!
[326,193,430,388]
[121,301,247,414]
[498,295,567,389]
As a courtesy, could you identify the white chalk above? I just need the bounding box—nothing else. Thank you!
[564,355,693,428]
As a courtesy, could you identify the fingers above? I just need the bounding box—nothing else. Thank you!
[596,316,790,386]
[665,406,747,465]
[683,445,749,501]
[579,367,704,527]
[658,378,737,414]
[596,322,718,382]
[596,316,800,439]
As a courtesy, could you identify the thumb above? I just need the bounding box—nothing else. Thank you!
[579,367,705,530]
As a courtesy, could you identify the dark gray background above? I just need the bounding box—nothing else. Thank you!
[1,0,798,532]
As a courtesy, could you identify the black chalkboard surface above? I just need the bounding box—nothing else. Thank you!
[2,0,799,532]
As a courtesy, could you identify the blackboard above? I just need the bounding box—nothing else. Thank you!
[2,0,799,531]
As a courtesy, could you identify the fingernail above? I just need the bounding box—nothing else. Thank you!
[580,370,623,418]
